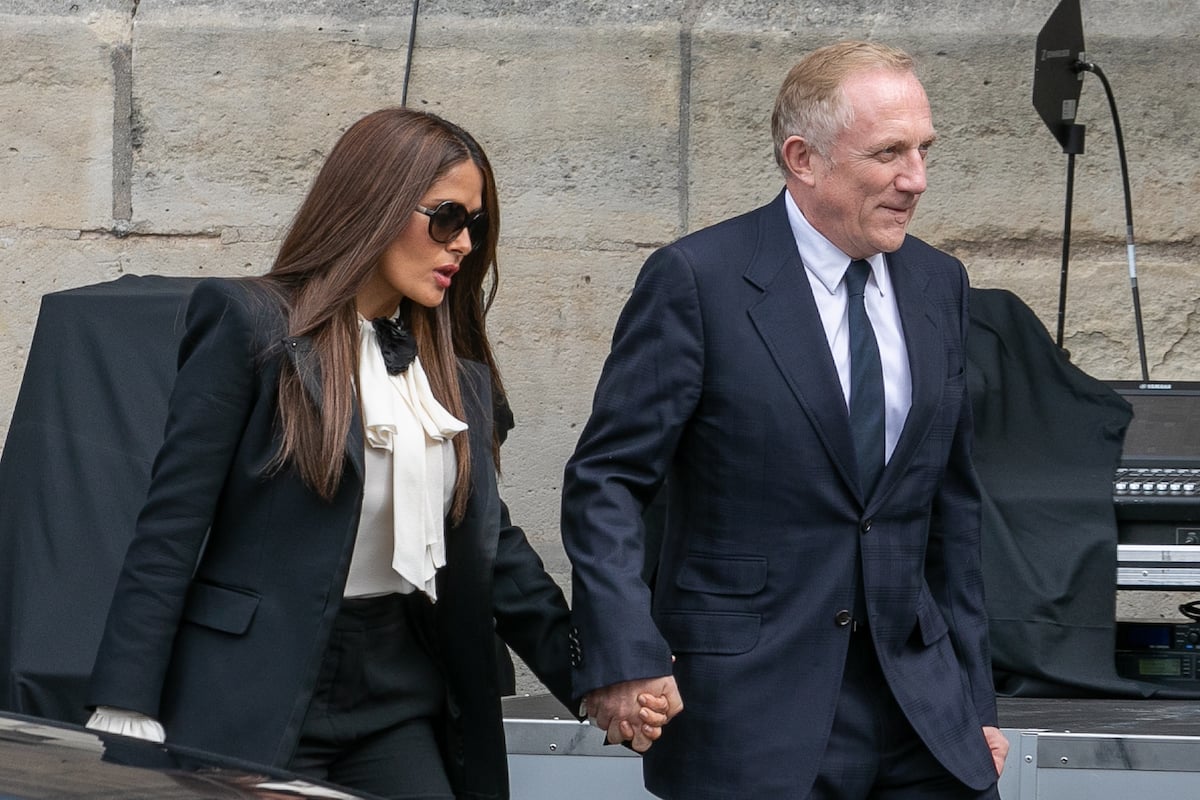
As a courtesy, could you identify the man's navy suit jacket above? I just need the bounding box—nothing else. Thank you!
[562,191,998,798]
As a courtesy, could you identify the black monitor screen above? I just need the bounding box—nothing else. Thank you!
[1109,382,1200,466]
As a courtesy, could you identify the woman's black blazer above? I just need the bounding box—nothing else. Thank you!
[88,278,571,799]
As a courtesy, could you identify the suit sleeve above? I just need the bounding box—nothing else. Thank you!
[491,500,573,709]
[88,278,260,717]
[561,245,705,698]
[926,264,998,728]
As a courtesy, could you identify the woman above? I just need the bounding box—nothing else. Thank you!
[85,108,662,799]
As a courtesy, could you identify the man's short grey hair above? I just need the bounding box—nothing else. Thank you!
[771,40,917,171]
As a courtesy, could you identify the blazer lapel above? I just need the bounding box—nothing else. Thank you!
[876,242,943,503]
[745,192,861,498]
[283,334,365,481]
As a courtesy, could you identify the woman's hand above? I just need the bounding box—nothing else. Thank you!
[584,675,684,753]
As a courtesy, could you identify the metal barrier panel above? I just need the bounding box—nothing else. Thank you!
[504,698,1200,799]
[504,716,654,799]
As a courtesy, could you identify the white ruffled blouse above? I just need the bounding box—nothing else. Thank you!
[343,315,467,602]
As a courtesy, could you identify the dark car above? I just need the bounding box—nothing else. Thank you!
[0,710,378,799]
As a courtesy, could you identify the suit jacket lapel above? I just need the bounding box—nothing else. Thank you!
[283,334,365,481]
[745,192,861,498]
[877,242,943,502]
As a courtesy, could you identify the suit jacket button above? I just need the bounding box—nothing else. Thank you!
[861,518,872,533]
[834,609,853,626]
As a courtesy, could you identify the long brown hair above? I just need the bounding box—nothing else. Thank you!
[261,108,504,522]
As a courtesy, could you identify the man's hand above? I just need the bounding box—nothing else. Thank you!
[982,726,1009,775]
[584,675,684,752]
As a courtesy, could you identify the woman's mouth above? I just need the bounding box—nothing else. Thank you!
[434,264,459,289]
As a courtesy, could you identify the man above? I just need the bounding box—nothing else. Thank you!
[562,41,1009,798]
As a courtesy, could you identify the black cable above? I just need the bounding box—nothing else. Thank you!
[400,0,421,108]
[1180,600,1200,623]
[1075,59,1149,381]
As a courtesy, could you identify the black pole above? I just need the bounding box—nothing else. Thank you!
[401,0,421,108]
[1057,123,1085,350]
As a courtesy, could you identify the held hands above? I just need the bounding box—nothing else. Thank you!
[583,675,684,753]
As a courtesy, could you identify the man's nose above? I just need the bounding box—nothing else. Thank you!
[895,152,927,194]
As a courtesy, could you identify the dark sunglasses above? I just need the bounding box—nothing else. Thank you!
[414,201,488,251]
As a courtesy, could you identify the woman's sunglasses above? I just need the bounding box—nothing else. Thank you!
[415,201,488,251]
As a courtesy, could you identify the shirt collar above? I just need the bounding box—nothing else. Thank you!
[783,190,889,297]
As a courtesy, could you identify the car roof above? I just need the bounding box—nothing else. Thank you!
[0,711,375,799]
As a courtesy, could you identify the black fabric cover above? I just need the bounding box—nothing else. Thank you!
[967,287,1200,699]
[0,275,200,722]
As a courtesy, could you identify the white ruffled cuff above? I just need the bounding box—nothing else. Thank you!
[86,706,166,743]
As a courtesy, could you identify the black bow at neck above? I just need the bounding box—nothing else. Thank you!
[371,316,418,375]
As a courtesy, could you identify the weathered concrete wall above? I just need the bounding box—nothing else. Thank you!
[2,1,1198,689]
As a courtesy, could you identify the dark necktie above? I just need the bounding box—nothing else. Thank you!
[845,259,885,496]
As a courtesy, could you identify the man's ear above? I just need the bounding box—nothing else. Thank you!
[780,135,817,187]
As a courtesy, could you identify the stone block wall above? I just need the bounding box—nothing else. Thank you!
[2,0,1198,688]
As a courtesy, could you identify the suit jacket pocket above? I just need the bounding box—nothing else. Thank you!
[182,581,261,635]
[675,553,767,595]
[657,611,760,655]
[913,593,949,646]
